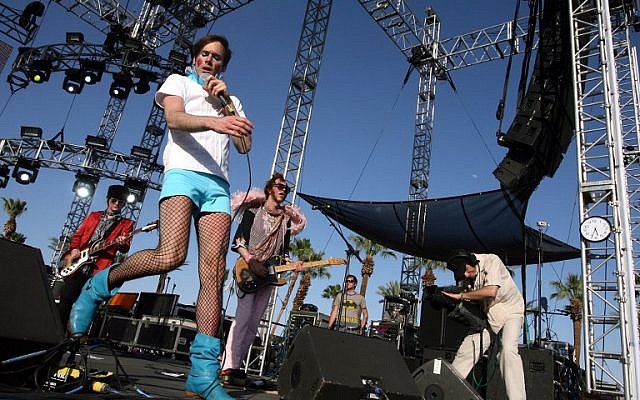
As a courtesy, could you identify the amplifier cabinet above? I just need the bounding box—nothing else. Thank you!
[134,316,198,356]
[99,314,139,344]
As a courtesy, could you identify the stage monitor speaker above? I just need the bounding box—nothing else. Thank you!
[133,292,179,318]
[278,325,421,400]
[0,239,64,345]
[413,359,483,400]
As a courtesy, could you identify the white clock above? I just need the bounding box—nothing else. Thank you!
[580,216,612,242]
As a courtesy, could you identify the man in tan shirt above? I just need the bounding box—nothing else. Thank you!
[443,250,526,400]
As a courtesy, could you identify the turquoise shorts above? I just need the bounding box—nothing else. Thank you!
[160,169,231,215]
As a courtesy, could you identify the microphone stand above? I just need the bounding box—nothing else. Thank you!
[317,208,363,333]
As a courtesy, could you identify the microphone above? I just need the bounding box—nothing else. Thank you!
[199,72,237,116]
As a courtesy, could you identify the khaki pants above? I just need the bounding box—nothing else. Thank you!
[451,315,526,400]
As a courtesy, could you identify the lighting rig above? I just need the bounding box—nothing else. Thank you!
[0,2,45,45]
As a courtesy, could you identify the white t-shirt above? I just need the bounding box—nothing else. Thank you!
[472,253,525,332]
[155,74,247,182]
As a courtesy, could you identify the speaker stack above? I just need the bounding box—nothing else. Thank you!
[0,240,65,384]
[278,325,421,399]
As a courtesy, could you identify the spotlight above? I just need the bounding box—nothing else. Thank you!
[79,59,104,84]
[85,135,108,150]
[146,124,164,137]
[20,126,42,139]
[130,146,152,159]
[125,178,147,203]
[168,50,188,68]
[29,59,52,83]
[66,32,84,44]
[109,73,132,99]
[133,71,154,95]
[72,173,98,198]
[19,2,45,30]
[12,159,39,185]
[63,69,84,94]
[0,164,9,189]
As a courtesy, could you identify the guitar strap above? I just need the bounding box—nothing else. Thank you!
[90,212,122,250]
[281,218,292,259]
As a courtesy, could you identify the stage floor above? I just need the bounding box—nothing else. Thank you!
[0,347,279,399]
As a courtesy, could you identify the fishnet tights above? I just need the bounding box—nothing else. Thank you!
[107,195,230,337]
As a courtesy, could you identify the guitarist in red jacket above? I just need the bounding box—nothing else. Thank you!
[54,185,134,327]
[221,173,305,383]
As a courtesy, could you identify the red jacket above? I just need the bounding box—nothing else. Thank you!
[69,211,135,274]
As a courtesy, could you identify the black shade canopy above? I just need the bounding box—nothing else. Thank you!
[299,189,579,266]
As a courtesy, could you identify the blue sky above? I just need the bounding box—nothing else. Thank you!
[0,0,587,352]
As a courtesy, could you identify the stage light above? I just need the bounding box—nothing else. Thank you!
[109,73,132,99]
[146,124,164,137]
[29,59,52,83]
[133,71,153,95]
[0,164,9,189]
[63,69,84,94]
[72,173,98,198]
[130,146,152,159]
[12,159,39,185]
[85,135,108,150]
[66,32,84,44]
[20,126,42,139]
[79,59,104,84]
[168,50,188,68]
[125,178,147,203]
[19,2,45,30]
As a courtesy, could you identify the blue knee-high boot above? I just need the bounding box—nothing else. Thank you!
[69,267,120,336]
[185,333,233,400]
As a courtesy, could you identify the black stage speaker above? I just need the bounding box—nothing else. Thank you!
[485,347,557,399]
[413,359,483,400]
[0,239,64,346]
[278,325,421,400]
[133,292,179,318]
[420,298,468,350]
[0,240,64,385]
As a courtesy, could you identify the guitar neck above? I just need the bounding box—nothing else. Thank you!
[274,260,327,273]
[90,224,152,255]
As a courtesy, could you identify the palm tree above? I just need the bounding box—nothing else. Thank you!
[5,231,26,244]
[419,258,447,287]
[321,284,342,300]
[350,235,396,297]
[292,245,329,310]
[272,238,316,329]
[550,273,583,363]
[376,280,402,301]
[2,198,27,239]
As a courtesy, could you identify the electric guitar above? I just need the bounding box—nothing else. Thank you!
[59,220,158,278]
[234,256,346,294]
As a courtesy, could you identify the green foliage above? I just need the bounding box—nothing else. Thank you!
[376,281,401,301]
[322,284,342,299]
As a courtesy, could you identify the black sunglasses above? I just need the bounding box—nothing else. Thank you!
[273,183,290,193]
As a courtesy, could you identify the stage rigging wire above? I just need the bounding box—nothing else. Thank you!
[319,86,404,254]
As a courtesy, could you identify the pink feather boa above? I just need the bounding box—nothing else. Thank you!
[230,188,307,235]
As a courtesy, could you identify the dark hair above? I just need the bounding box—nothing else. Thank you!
[106,185,129,202]
[346,274,358,284]
[191,35,232,67]
[264,172,287,197]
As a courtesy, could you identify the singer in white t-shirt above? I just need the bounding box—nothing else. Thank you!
[68,34,253,400]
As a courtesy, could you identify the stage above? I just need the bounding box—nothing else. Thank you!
[0,345,279,399]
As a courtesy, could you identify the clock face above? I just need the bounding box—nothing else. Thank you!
[580,216,611,242]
